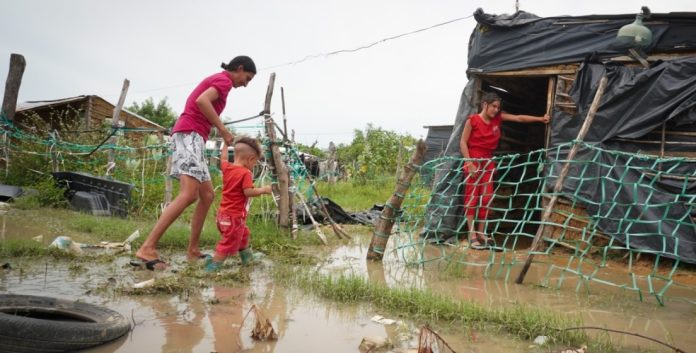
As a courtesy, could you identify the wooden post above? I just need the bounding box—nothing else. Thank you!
[281,87,288,140]
[367,139,426,261]
[544,76,556,149]
[1,53,26,122]
[516,75,608,284]
[395,139,403,182]
[281,86,298,236]
[106,79,130,177]
[263,73,290,227]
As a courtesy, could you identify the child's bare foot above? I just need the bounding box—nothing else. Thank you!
[187,251,211,262]
[136,246,161,263]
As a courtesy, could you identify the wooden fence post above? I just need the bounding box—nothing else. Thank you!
[516,75,608,284]
[2,53,26,122]
[367,139,426,261]
[263,73,290,227]
[106,79,129,177]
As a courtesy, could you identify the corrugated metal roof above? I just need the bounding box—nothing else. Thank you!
[16,96,89,111]
[16,95,165,129]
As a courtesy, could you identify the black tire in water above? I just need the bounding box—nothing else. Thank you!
[0,294,131,353]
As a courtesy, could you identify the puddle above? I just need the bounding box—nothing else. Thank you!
[2,223,695,352]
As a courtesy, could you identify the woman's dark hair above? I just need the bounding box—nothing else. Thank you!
[221,56,257,74]
[481,92,502,106]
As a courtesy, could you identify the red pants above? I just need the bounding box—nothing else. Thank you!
[215,213,250,256]
[463,160,495,220]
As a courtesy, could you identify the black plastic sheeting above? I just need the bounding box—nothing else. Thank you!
[423,58,696,263]
[468,8,696,73]
[294,197,381,226]
[549,58,696,263]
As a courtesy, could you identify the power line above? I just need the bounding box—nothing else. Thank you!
[109,14,474,97]
[260,14,474,70]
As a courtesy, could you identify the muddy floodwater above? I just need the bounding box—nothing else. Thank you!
[2,224,696,352]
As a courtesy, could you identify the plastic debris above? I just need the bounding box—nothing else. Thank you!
[1,263,10,270]
[371,315,398,325]
[242,304,278,341]
[554,345,587,353]
[533,335,549,345]
[49,236,83,255]
[133,279,155,289]
[358,336,392,353]
[32,235,43,242]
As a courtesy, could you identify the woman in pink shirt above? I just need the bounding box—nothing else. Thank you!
[136,56,256,270]
[460,92,549,249]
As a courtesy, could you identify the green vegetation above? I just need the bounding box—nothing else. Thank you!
[126,97,178,127]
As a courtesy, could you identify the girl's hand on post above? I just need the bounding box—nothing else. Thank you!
[541,114,551,124]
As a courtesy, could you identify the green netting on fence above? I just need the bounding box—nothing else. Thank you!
[390,142,696,305]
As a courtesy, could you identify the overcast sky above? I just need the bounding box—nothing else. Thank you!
[2,0,695,148]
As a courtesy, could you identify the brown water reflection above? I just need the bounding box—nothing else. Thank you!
[1,228,695,352]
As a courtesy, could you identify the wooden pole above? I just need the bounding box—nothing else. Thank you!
[106,79,130,177]
[516,75,608,284]
[263,73,290,227]
[296,191,327,245]
[281,86,298,236]
[1,53,26,122]
[544,76,556,149]
[367,139,426,261]
[281,87,288,141]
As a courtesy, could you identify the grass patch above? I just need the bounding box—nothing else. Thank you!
[315,178,395,211]
[280,270,625,352]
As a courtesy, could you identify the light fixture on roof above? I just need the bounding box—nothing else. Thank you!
[617,6,653,68]
[617,6,653,49]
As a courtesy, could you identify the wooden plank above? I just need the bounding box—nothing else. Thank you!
[476,65,578,77]
[516,75,609,285]
[107,79,130,177]
[1,53,26,122]
[263,73,290,228]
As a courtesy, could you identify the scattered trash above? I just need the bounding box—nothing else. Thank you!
[32,235,43,243]
[242,304,278,341]
[533,335,549,345]
[132,279,155,289]
[49,236,83,255]
[358,336,392,353]
[554,345,587,353]
[371,314,398,325]
[0,202,10,215]
[417,325,456,353]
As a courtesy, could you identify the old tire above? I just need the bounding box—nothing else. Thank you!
[0,294,130,353]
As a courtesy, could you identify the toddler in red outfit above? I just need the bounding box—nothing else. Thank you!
[206,137,272,272]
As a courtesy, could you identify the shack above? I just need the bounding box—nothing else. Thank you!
[423,125,453,163]
[14,95,165,144]
[423,8,696,263]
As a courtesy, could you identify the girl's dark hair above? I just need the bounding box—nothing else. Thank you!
[221,56,257,74]
[481,92,502,105]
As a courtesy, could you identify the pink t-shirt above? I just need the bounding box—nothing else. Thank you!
[171,71,234,141]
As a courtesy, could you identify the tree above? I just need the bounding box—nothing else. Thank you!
[127,97,178,127]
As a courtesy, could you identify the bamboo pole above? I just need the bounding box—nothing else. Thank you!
[106,79,130,178]
[1,53,26,122]
[296,191,327,245]
[262,73,290,227]
[367,139,426,261]
[281,86,298,237]
[515,75,608,284]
